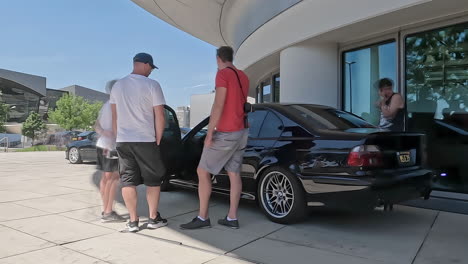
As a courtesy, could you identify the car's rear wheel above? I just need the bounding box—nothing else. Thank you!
[258,166,307,224]
[68,147,82,164]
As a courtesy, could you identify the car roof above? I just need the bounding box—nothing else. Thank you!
[77,131,94,136]
[253,103,334,111]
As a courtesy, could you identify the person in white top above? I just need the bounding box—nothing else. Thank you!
[94,80,125,223]
[110,53,167,232]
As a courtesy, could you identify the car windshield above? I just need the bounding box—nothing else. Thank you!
[289,105,376,130]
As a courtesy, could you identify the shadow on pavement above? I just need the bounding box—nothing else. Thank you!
[90,169,441,264]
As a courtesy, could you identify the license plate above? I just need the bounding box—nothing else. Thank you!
[398,151,411,163]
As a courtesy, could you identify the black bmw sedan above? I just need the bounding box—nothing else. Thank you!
[65,131,98,164]
[157,104,433,224]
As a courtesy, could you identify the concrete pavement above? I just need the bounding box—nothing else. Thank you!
[0,152,467,264]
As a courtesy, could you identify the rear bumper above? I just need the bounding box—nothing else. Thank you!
[300,169,433,209]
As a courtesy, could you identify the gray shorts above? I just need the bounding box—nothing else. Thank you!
[198,129,249,175]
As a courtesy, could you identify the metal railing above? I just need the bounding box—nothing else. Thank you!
[0,137,9,152]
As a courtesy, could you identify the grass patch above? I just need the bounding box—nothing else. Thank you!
[15,145,66,152]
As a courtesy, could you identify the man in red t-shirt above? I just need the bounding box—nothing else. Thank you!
[181,46,249,230]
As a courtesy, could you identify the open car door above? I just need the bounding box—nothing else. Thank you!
[159,105,183,190]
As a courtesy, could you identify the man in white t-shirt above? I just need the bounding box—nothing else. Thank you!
[110,53,167,232]
[95,80,125,223]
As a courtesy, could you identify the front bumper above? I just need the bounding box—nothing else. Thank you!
[300,169,433,209]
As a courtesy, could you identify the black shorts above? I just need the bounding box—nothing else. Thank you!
[96,147,119,172]
[116,142,166,187]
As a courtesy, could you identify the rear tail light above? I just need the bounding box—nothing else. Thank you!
[78,137,84,140]
[347,145,383,167]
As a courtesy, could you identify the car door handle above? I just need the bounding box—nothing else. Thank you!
[253,147,265,151]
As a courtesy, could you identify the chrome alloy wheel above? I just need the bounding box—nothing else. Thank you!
[260,171,295,218]
[69,148,80,163]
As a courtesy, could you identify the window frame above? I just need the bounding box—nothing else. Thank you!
[256,71,280,103]
[258,110,284,139]
[339,34,400,113]
[247,109,268,138]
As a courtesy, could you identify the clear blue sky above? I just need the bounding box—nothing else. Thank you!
[0,0,217,107]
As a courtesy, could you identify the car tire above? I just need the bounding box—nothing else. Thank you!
[68,147,82,164]
[257,166,307,224]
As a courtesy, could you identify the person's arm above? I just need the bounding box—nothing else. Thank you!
[205,87,227,147]
[111,104,117,137]
[381,94,404,118]
[153,105,165,145]
[94,120,103,135]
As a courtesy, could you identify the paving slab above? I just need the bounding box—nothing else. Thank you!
[138,219,259,254]
[7,182,83,196]
[0,203,50,222]
[0,190,46,203]
[414,211,468,264]
[204,256,257,264]
[2,215,113,244]
[56,191,103,206]
[265,205,436,264]
[230,238,386,264]
[0,246,106,264]
[197,202,285,237]
[14,196,96,214]
[0,226,54,259]
[64,232,219,264]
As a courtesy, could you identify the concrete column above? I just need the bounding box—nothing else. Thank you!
[280,43,339,108]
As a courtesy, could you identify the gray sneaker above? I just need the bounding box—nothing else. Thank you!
[218,216,239,229]
[101,211,126,223]
[125,219,139,233]
[180,217,211,230]
[147,212,168,229]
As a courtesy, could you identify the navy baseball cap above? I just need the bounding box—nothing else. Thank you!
[133,53,158,69]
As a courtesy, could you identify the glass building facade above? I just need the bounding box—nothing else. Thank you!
[0,78,41,123]
[342,21,468,193]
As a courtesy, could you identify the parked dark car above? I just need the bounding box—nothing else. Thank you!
[155,104,433,224]
[65,131,98,164]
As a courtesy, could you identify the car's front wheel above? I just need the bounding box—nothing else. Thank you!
[258,166,307,224]
[68,147,82,164]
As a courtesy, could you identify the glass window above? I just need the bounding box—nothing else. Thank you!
[247,110,267,138]
[406,22,468,130]
[256,85,262,103]
[343,41,397,125]
[164,107,179,137]
[273,74,280,102]
[0,79,40,123]
[259,112,283,138]
[405,22,468,193]
[262,80,272,103]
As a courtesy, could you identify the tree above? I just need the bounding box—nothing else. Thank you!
[0,102,8,133]
[49,94,103,130]
[22,112,46,145]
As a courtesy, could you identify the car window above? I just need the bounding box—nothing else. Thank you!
[90,133,98,141]
[164,108,179,137]
[289,105,376,130]
[78,131,92,137]
[248,110,267,138]
[259,112,283,138]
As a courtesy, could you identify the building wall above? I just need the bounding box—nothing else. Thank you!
[176,106,190,128]
[60,85,109,103]
[0,69,46,96]
[190,93,215,128]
